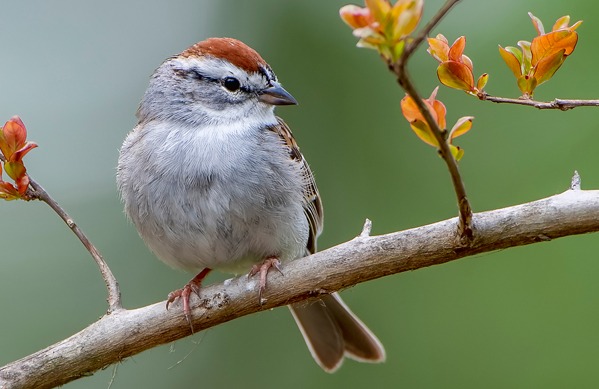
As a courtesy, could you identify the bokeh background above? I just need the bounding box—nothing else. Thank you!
[1,1,599,388]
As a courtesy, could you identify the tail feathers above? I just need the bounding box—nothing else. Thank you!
[289,293,385,373]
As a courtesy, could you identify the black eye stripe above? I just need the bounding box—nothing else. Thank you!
[184,70,252,93]
[190,70,207,80]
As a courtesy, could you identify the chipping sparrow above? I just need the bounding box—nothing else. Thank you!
[117,37,385,372]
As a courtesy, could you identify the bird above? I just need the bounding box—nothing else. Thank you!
[116,37,385,372]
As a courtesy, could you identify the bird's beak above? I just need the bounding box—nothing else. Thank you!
[258,82,298,106]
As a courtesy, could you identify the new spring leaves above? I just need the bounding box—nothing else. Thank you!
[428,35,487,96]
[499,13,581,98]
[341,2,581,161]
[340,0,472,160]
[401,87,472,161]
[429,12,581,98]
[339,0,423,62]
[0,116,36,200]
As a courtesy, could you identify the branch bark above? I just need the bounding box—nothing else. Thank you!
[2,187,599,388]
[393,0,473,239]
[26,177,122,312]
[479,93,599,110]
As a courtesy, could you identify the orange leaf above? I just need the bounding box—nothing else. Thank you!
[400,94,422,123]
[15,173,30,195]
[430,99,446,130]
[0,116,27,159]
[426,87,446,129]
[11,141,37,163]
[0,181,20,200]
[401,88,447,135]
[449,116,474,140]
[437,61,474,92]
[340,5,373,29]
[499,46,522,78]
[531,29,578,66]
[365,0,391,24]
[391,0,423,39]
[427,36,449,62]
[400,93,439,124]
[448,36,466,62]
[534,49,565,85]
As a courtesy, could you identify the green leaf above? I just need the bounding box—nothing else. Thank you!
[4,161,25,181]
[517,75,537,97]
[449,144,464,161]
[518,40,533,74]
[391,39,406,62]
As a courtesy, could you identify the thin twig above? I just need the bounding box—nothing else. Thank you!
[403,0,461,58]
[0,131,121,311]
[479,93,599,110]
[392,0,473,241]
[26,176,122,312]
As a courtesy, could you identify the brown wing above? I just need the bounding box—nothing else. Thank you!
[270,117,323,255]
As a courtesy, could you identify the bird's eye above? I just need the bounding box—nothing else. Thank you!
[222,77,241,92]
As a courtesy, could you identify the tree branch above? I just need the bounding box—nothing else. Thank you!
[479,93,599,110]
[26,176,121,312]
[391,0,473,240]
[0,124,120,312]
[2,186,599,388]
[403,0,460,59]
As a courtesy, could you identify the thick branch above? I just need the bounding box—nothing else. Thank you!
[2,188,599,388]
[479,93,599,110]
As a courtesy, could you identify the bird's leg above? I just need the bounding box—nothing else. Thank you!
[166,267,212,332]
[248,256,283,304]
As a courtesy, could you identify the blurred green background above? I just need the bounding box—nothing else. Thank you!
[1,1,599,388]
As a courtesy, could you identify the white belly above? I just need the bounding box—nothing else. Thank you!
[117,120,309,274]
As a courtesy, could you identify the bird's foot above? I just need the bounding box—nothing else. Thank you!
[166,268,212,332]
[248,256,283,304]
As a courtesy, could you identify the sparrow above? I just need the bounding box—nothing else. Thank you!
[117,37,385,372]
